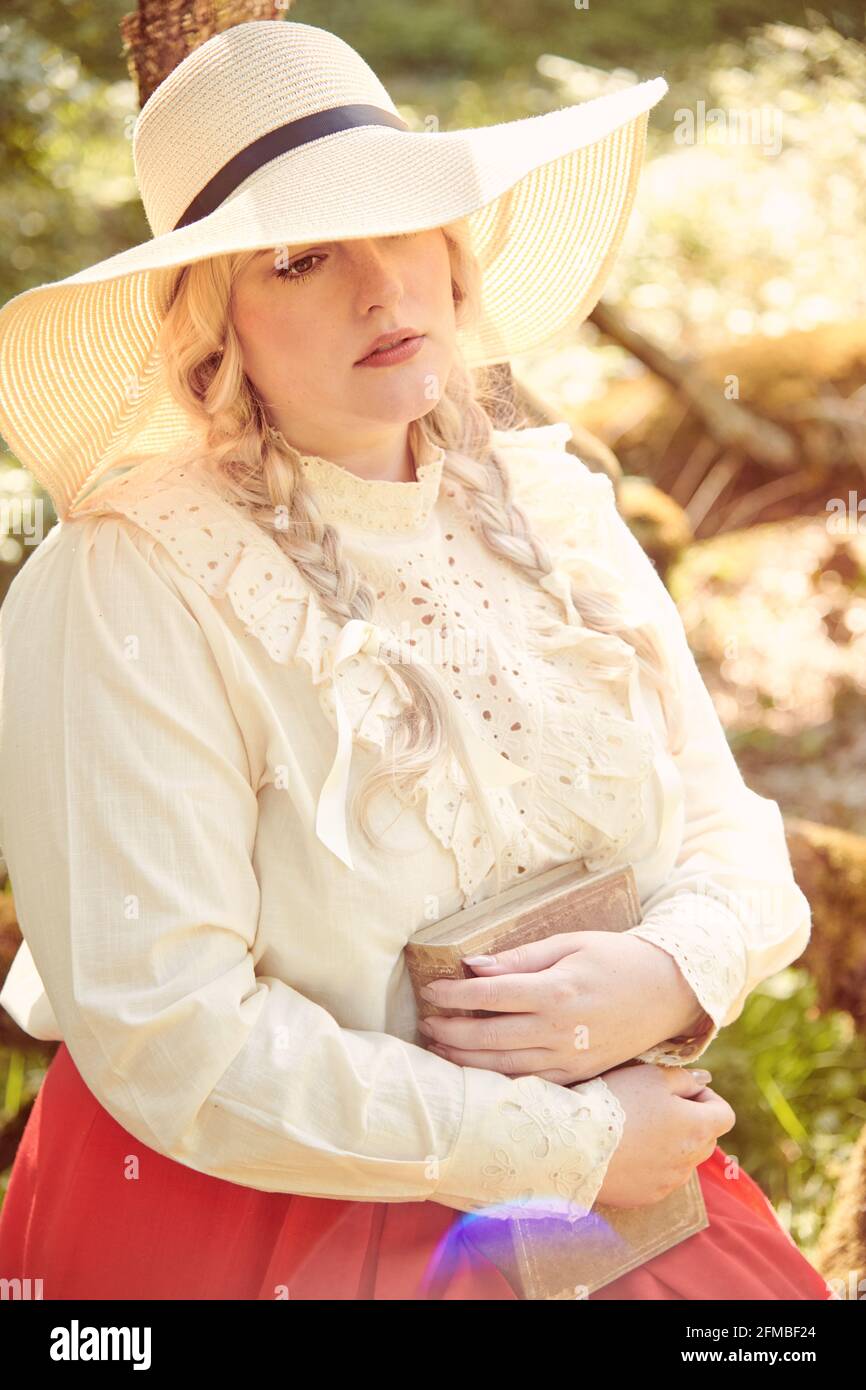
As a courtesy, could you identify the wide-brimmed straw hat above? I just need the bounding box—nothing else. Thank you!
[0,19,667,520]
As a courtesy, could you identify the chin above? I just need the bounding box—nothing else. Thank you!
[355,373,438,413]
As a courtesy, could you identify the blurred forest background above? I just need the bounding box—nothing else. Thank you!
[1,1,866,1290]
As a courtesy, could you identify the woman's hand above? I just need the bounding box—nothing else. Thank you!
[418,930,710,1084]
[597,1061,735,1207]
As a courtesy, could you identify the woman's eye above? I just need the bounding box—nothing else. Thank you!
[274,253,324,284]
[272,233,416,285]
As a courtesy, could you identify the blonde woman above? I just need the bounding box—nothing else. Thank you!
[0,21,835,1299]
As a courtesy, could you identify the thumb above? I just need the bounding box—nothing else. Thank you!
[462,933,580,974]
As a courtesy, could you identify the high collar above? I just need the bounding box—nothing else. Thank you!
[269,425,446,534]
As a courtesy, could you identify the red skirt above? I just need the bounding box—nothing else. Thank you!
[0,1042,836,1301]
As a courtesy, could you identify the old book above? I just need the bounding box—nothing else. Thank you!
[404,860,710,1298]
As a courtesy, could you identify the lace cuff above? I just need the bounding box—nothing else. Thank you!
[627,891,749,1065]
[435,1068,626,1224]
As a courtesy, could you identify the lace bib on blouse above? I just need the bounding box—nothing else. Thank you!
[69,421,669,912]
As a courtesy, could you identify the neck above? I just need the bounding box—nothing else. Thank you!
[267,422,417,483]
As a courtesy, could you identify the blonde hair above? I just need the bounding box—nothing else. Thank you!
[106,219,686,898]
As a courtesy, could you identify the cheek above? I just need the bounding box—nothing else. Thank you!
[233,292,269,348]
[234,286,305,361]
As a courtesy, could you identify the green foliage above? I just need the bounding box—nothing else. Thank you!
[0,15,144,309]
[293,0,864,73]
[697,967,866,1253]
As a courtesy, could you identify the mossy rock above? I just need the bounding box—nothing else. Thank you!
[812,1117,866,1298]
[785,816,866,1030]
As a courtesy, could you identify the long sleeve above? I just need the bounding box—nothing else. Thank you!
[0,513,624,1222]
[596,475,812,1064]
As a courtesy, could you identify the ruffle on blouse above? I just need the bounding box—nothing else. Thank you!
[490,422,663,874]
[412,741,535,905]
[69,423,669,906]
[70,459,532,889]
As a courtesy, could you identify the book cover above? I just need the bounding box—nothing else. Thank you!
[405,860,710,1297]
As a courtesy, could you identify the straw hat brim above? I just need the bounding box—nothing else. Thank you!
[0,77,667,519]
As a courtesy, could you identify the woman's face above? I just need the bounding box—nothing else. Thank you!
[229,228,457,460]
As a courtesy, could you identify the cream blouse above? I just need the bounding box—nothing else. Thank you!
[0,421,811,1225]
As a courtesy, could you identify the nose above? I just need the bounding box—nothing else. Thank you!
[349,238,406,312]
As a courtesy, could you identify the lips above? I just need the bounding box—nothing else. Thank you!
[366,336,407,356]
[357,327,421,362]
[355,334,425,368]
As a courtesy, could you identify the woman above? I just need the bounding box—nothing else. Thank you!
[0,20,837,1299]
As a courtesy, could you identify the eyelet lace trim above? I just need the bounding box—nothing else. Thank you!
[491,423,660,874]
[69,424,667,910]
[414,752,534,906]
[268,423,446,533]
[450,1073,626,1225]
[628,890,750,1064]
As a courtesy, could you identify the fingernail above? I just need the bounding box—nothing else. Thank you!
[692,1069,712,1082]
[463,955,496,966]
